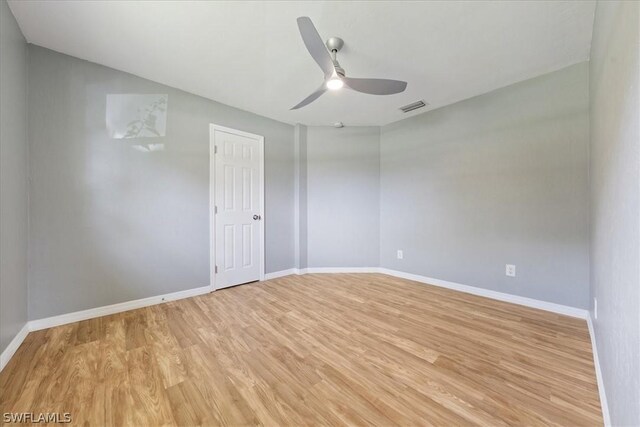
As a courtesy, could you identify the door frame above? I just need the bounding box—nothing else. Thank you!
[209,123,265,291]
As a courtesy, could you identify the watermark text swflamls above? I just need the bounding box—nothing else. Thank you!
[3,412,72,424]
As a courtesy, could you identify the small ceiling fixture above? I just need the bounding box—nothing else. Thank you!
[291,17,408,109]
[333,121,344,128]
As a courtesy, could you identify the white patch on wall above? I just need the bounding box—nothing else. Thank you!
[132,143,165,153]
[106,94,168,139]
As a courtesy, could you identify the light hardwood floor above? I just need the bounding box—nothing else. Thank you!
[0,273,602,426]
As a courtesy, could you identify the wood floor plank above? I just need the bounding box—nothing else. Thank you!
[0,273,603,426]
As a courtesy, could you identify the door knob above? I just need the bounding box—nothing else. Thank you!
[253,214,261,220]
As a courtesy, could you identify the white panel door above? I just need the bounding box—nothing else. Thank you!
[212,126,263,289]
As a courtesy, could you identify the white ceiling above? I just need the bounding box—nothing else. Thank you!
[9,1,595,126]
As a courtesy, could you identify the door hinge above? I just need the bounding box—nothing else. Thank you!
[214,145,218,154]
[214,205,218,214]
[215,265,218,274]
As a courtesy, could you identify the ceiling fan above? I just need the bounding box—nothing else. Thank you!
[291,17,408,110]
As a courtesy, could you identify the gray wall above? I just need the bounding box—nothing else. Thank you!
[0,0,29,354]
[294,124,308,269]
[28,46,295,319]
[306,126,380,268]
[380,63,590,308]
[589,1,640,425]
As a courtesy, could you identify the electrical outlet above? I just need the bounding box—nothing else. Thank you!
[594,298,598,320]
[397,250,403,260]
[506,264,516,277]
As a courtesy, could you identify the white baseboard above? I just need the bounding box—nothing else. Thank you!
[264,267,379,279]
[587,314,611,426]
[29,285,212,332]
[264,268,299,280]
[301,267,380,274]
[0,322,30,372]
[379,268,589,319]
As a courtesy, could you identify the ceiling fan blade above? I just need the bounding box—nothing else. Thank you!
[297,17,335,78]
[290,84,327,110]
[343,77,407,95]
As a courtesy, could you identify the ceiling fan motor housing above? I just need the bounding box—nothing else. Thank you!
[326,37,344,52]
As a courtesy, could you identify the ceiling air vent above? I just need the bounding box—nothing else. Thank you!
[399,100,427,113]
